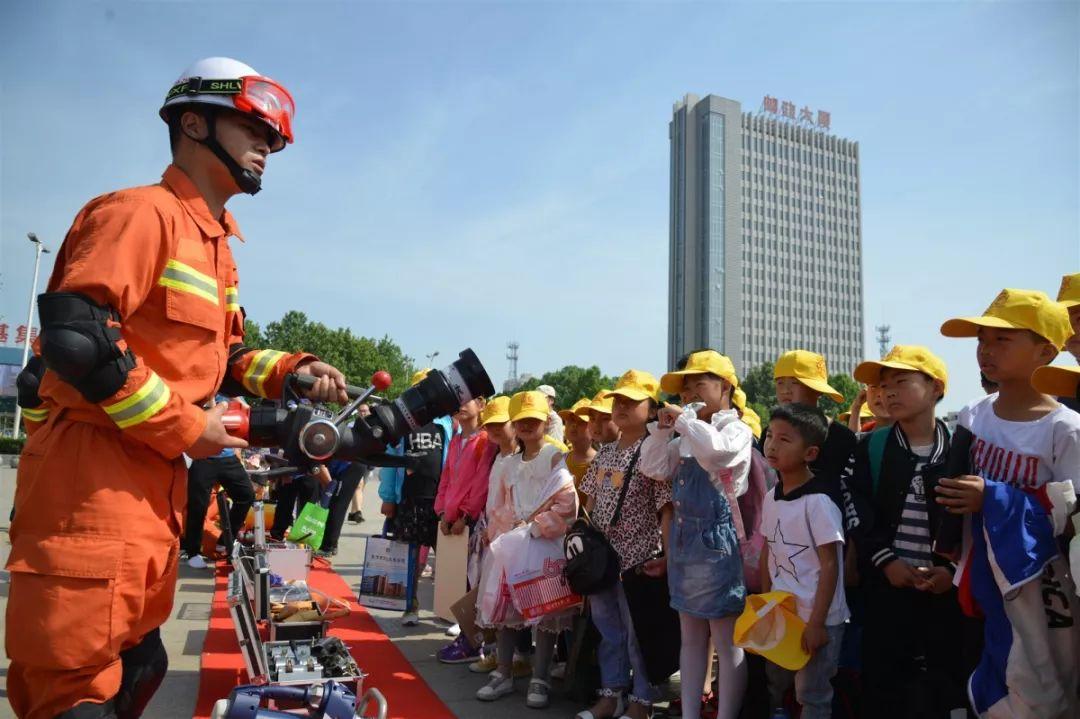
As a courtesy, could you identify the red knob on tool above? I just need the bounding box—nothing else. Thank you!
[372,371,392,391]
[221,399,250,440]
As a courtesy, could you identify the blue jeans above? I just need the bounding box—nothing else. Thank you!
[765,623,845,719]
[588,582,659,703]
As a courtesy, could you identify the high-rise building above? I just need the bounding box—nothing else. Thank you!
[668,93,864,375]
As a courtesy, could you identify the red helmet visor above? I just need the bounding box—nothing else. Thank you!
[233,76,295,151]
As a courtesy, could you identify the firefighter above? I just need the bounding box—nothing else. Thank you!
[6,57,348,718]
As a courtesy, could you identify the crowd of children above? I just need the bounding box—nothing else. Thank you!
[375,273,1080,719]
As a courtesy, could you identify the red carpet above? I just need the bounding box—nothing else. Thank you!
[194,560,455,718]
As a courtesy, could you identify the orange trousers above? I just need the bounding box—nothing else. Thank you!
[5,413,187,719]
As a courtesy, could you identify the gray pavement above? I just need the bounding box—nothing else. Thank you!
[0,465,677,718]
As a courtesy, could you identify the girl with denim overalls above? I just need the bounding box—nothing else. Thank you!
[640,350,754,719]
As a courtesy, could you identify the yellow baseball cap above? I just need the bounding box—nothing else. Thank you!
[838,404,874,423]
[941,288,1072,350]
[480,395,511,426]
[1058,273,1080,308]
[410,368,431,387]
[605,369,661,402]
[774,350,843,402]
[586,389,613,416]
[558,398,592,423]
[734,591,811,671]
[853,345,949,395]
[509,390,549,422]
[741,405,763,439]
[660,350,738,394]
[1031,365,1080,398]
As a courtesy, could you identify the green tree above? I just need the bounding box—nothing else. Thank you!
[246,310,415,399]
[820,373,860,419]
[516,365,620,410]
[741,362,777,413]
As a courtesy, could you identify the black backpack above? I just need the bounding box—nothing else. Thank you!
[562,441,643,596]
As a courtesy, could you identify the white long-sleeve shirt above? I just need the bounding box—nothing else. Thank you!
[640,407,753,499]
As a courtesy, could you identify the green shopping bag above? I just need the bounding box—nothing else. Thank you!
[287,502,328,549]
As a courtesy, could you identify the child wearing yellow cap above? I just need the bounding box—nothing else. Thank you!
[639,350,753,719]
[937,288,1080,718]
[773,350,858,529]
[1057,272,1080,363]
[848,345,970,716]
[475,390,578,709]
[559,398,596,504]
[585,389,620,446]
[845,384,891,434]
[575,371,674,719]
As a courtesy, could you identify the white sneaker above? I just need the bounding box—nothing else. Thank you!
[400,611,420,626]
[186,554,209,570]
[476,671,514,701]
[525,679,550,709]
[445,623,461,637]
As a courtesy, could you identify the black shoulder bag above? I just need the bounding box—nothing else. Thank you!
[562,440,643,596]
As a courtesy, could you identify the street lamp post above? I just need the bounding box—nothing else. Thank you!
[12,233,50,435]
[425,350,439,368]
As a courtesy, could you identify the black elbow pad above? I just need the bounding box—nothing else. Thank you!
[16,355,46,409]
[37,292,136,403]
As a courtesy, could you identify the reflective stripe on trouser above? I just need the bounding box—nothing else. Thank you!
[242,349,287,396]
[5,418,184,719]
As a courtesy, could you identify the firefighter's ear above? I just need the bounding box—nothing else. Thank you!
[180,109,209,142]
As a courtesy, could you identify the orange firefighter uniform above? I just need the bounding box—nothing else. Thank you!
[5,164,315,718]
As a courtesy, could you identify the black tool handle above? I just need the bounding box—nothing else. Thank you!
[291,373,366,399]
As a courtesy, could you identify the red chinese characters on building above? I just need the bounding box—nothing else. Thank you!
[763,95,778,114]
[0,324,8,344]
[799,106,813,123]
[817,110,831,130]
[14,325,38,345]
[781,101,796,119]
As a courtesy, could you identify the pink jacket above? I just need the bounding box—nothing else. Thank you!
[434,431,497,523]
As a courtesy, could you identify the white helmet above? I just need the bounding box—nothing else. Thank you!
[160,57,295,194]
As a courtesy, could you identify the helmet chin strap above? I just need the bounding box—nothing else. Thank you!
[198,109,262,196]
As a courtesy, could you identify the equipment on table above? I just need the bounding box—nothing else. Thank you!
[209,680,387,719]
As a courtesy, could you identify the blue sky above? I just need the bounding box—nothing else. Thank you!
[1,0,1077,412]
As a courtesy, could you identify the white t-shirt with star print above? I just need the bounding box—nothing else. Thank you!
[760,477,850,626]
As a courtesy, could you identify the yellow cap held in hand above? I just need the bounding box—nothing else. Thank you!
[558,398,592,424]
[853,345,949,396]
[940,288,1072,350]
[1057,273,1080,308]
[660,350,738,394]
[605,369,661,403]
[734,591,811,671]
[774,350,843,403]
[1031,365,1080,398]
[480,395,511,426]
[509,390,549,423]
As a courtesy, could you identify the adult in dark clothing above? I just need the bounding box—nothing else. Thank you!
[182,448,255,568]
[318,460,371,556]
[269,469,319,541]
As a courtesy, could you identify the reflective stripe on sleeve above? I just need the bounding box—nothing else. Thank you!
[102,372,171,429]
[158,259,219,305]
[241,350,287,397]
[225,286,240,313]
[21,407,49,423]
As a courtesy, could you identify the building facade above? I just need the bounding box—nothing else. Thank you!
[668,94,864,375]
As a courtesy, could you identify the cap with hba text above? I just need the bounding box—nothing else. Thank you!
[410,369,431,387]
[586,389,613,416]
[774,350,843,403]
[940,288,1072,350]
[1058,273,1080,308]
[480,395,511,426]
[509,390,549,422]
[606,369,661,403]
[558,398,592,424]
[661,350,738,394]
[853,345,949,395]
[1030,365,1080,399]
